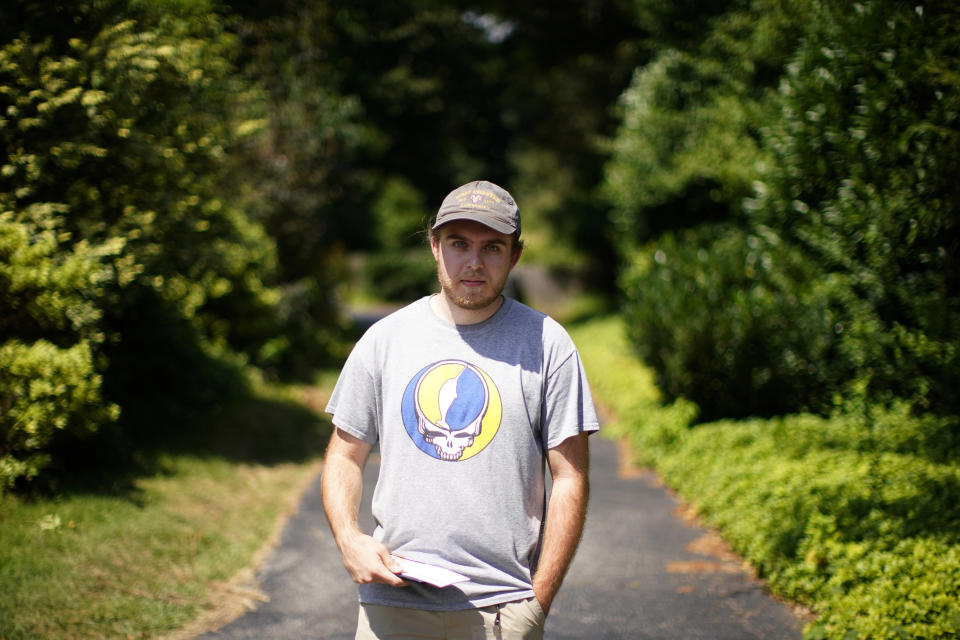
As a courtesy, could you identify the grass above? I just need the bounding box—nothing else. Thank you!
[569,315,698,444]
[0,378,335,640]
[568,315,660,418]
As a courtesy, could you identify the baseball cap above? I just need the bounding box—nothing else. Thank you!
[432,180,520,235]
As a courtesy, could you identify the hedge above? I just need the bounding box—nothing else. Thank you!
[573,317,960,640]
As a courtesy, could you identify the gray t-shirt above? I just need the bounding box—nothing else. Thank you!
[325,296,599,610]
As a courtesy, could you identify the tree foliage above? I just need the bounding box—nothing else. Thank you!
[2,0,644,488]
[0,211,120,485]
[610,0,960,420]
[1,2,282,487]
[618,224,841,420]
[228,0,645,305]
[752,0,960,414]
[606,0,807,246]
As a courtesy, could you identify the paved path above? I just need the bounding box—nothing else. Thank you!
[197,436,804,639]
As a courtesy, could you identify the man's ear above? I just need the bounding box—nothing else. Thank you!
[510,245,523,269]
[430,234,441,262]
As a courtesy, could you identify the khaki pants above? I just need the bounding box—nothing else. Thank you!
[356,597,546,640]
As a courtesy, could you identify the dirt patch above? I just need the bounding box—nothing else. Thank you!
[687,531,743,564]
[667,532,748,575]
[666,560,745,574]
[616,439,652,480]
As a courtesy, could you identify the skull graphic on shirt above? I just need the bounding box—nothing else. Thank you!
[412,361,490,461]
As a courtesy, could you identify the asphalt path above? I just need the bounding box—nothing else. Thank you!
[196,435,804,639]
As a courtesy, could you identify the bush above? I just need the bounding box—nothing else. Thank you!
[0,340,118,489]
[749,0,960,415]
[605,51,768,245]
[0,5,281,486]
[606,0,826,420]
[605,0,808,248]
[577,316,960,640]
[611,0,960,420]
[651,413,960,640]
[0,211,120,488]
[619,224,842,420]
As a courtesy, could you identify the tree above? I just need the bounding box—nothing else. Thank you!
[609,0,960,420]
[230,0,646,295]
[0,1,281,486]
[605,0,808,248]
[751,0,960,414]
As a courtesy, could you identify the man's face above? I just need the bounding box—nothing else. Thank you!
[431,220,521,313]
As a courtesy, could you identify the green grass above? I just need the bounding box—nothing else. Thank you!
[571,316,960,640]
[0,379,334,640]
[570,315,698,446]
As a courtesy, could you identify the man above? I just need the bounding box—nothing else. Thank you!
[322,180,599,639]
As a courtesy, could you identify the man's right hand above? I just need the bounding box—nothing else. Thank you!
[339,531,408,587]
[321,428,408,588]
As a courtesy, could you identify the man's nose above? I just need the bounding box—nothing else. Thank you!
[465,248,484,269]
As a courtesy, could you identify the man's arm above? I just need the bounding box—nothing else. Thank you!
[532,432,590,614]
[320,427,406,586]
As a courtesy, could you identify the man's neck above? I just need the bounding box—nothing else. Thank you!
[430,293,504,326]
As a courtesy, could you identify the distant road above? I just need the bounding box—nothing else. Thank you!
[196,435,804,639]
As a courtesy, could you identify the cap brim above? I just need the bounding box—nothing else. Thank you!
[432,210,516,235]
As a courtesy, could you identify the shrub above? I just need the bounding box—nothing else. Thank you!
[748,0,960,414]
[648,413,960,640]
[605,0,809,248]
[578,316,960,639]
[568,316,699,457]
[0,211,121,488]
[619,223,842,420]
[612,0,960,420]
[0,340,119,489]
[0,5,280,486]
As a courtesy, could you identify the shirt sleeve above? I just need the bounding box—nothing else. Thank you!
[325,337,381,445]
[541,335,600,451]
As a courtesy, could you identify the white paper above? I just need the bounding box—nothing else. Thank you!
[393,556,469,588]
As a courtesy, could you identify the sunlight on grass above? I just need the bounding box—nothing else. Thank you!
[0,381,334,640]
[569,316,662,432]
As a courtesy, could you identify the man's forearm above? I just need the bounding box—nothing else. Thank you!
[533,474,588,612]
[533,434,590,613]
[320,448,365,549]
[321,428,405,586]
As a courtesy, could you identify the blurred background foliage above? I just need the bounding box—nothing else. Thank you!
[3,2,959,637]
[1,0,644,488]
[609,0,960,424]
[2,0,958,490]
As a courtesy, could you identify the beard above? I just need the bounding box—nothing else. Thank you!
[436,267,507,311]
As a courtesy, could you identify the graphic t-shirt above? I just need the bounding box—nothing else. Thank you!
[325,296,599,610]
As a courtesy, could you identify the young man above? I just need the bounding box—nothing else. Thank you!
[322,180,599,639]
